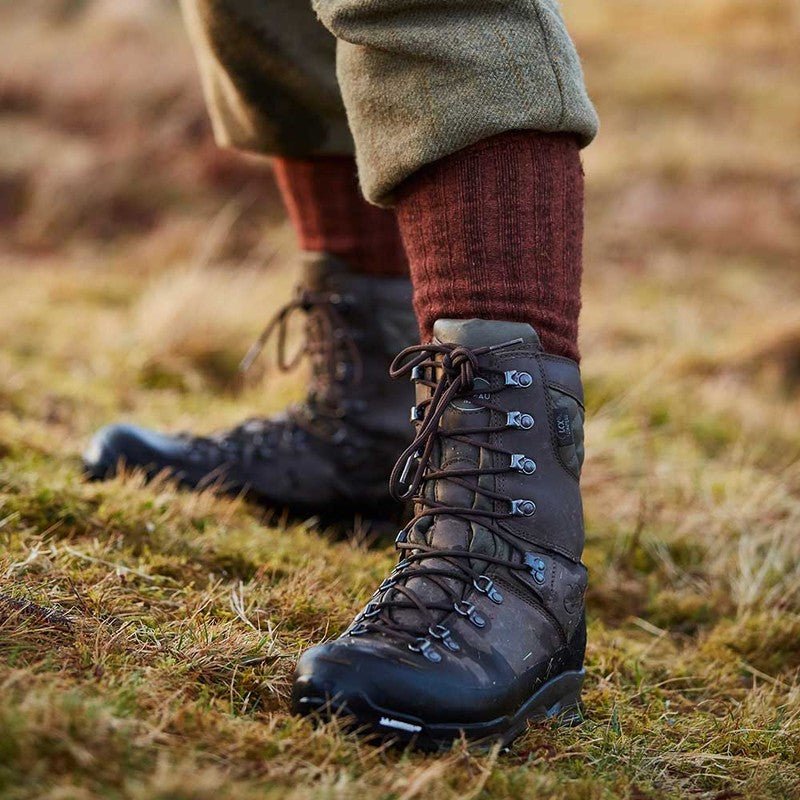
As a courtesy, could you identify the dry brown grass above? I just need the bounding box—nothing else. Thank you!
[1,1,799,798]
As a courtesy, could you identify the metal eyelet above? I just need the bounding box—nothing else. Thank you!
[510,454,537,475]
[507,411,535,430]
[408,637,442,663]
[504,370,533,388]
[331,428,348,445]
[454,600,486,628]
[410,405,424,422]
[335,363,349,381]
[349,622,369,636]
[411,365,425,381]
[428,625,460,652]
[379,577,397,592]
[511,499,537,517]
[363,603,381,619]
[328,292,356,309]
[473,575,504,604]
[524,554,548,585]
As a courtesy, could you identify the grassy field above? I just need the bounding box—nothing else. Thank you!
[1,1,799,798]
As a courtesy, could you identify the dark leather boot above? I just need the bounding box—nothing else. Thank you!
[83,255,417,517]
[292,318,588,749]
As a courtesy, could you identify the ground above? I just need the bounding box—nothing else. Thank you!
[1,1,799,798]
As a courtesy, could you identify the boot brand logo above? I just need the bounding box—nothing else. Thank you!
[564,583,585,615]
[379,716,422,733]
[554,407,574,446]
[450,377,492,412]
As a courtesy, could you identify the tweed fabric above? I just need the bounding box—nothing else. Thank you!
[180,0,354,158]
[181,0,598,205]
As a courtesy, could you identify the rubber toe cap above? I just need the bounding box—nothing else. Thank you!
[292,637,503,726]
[82,423,183,480]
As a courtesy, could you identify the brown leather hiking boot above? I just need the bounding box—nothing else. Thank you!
[292,318,588,748]
[83,255,418,518]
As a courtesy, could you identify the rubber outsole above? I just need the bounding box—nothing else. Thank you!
[83,458,408,532]
[293,668,586,752]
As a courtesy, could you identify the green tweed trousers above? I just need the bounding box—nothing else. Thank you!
[180,0,598,206]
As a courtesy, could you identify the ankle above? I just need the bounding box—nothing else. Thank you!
[273,155,409,278]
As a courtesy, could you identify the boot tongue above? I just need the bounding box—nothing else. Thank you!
[433,318,541,349]
[301,253,354,292]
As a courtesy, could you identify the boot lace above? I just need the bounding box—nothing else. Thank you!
[350,339,546,660]
[184,288,362,461]
[239,286,362,389]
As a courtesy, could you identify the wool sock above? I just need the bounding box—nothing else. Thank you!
[273,155,409,277]
[395,131,584,361]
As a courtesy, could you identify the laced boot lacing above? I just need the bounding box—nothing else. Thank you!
[350,339,557,663]
[184,287,363,462]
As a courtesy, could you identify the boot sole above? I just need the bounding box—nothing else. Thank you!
[293,668,585,752]
[84,458,407,531]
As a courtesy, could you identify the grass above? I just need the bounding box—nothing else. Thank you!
[1,1,800,798]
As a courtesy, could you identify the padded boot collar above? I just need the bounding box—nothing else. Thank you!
[433,318,542,350]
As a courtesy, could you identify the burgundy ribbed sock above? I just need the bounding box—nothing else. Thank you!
[395,131,585,361]
[273,155,409,277]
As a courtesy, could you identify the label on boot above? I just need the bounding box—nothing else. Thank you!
[554,407,574,447]
[450,377,492,413]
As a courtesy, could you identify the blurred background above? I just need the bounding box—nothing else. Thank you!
[1,2,800,798]
[2,1,798,421]
[2,0,799,414]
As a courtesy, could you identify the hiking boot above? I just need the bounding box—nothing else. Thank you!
[83,255,417,517]
[292,318,588,749]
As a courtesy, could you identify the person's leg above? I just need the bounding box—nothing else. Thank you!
[273,156,407,277]
[293,0,597,748]
[179,0,351,158]
[180,0,408,277]
[84,0,416,516]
